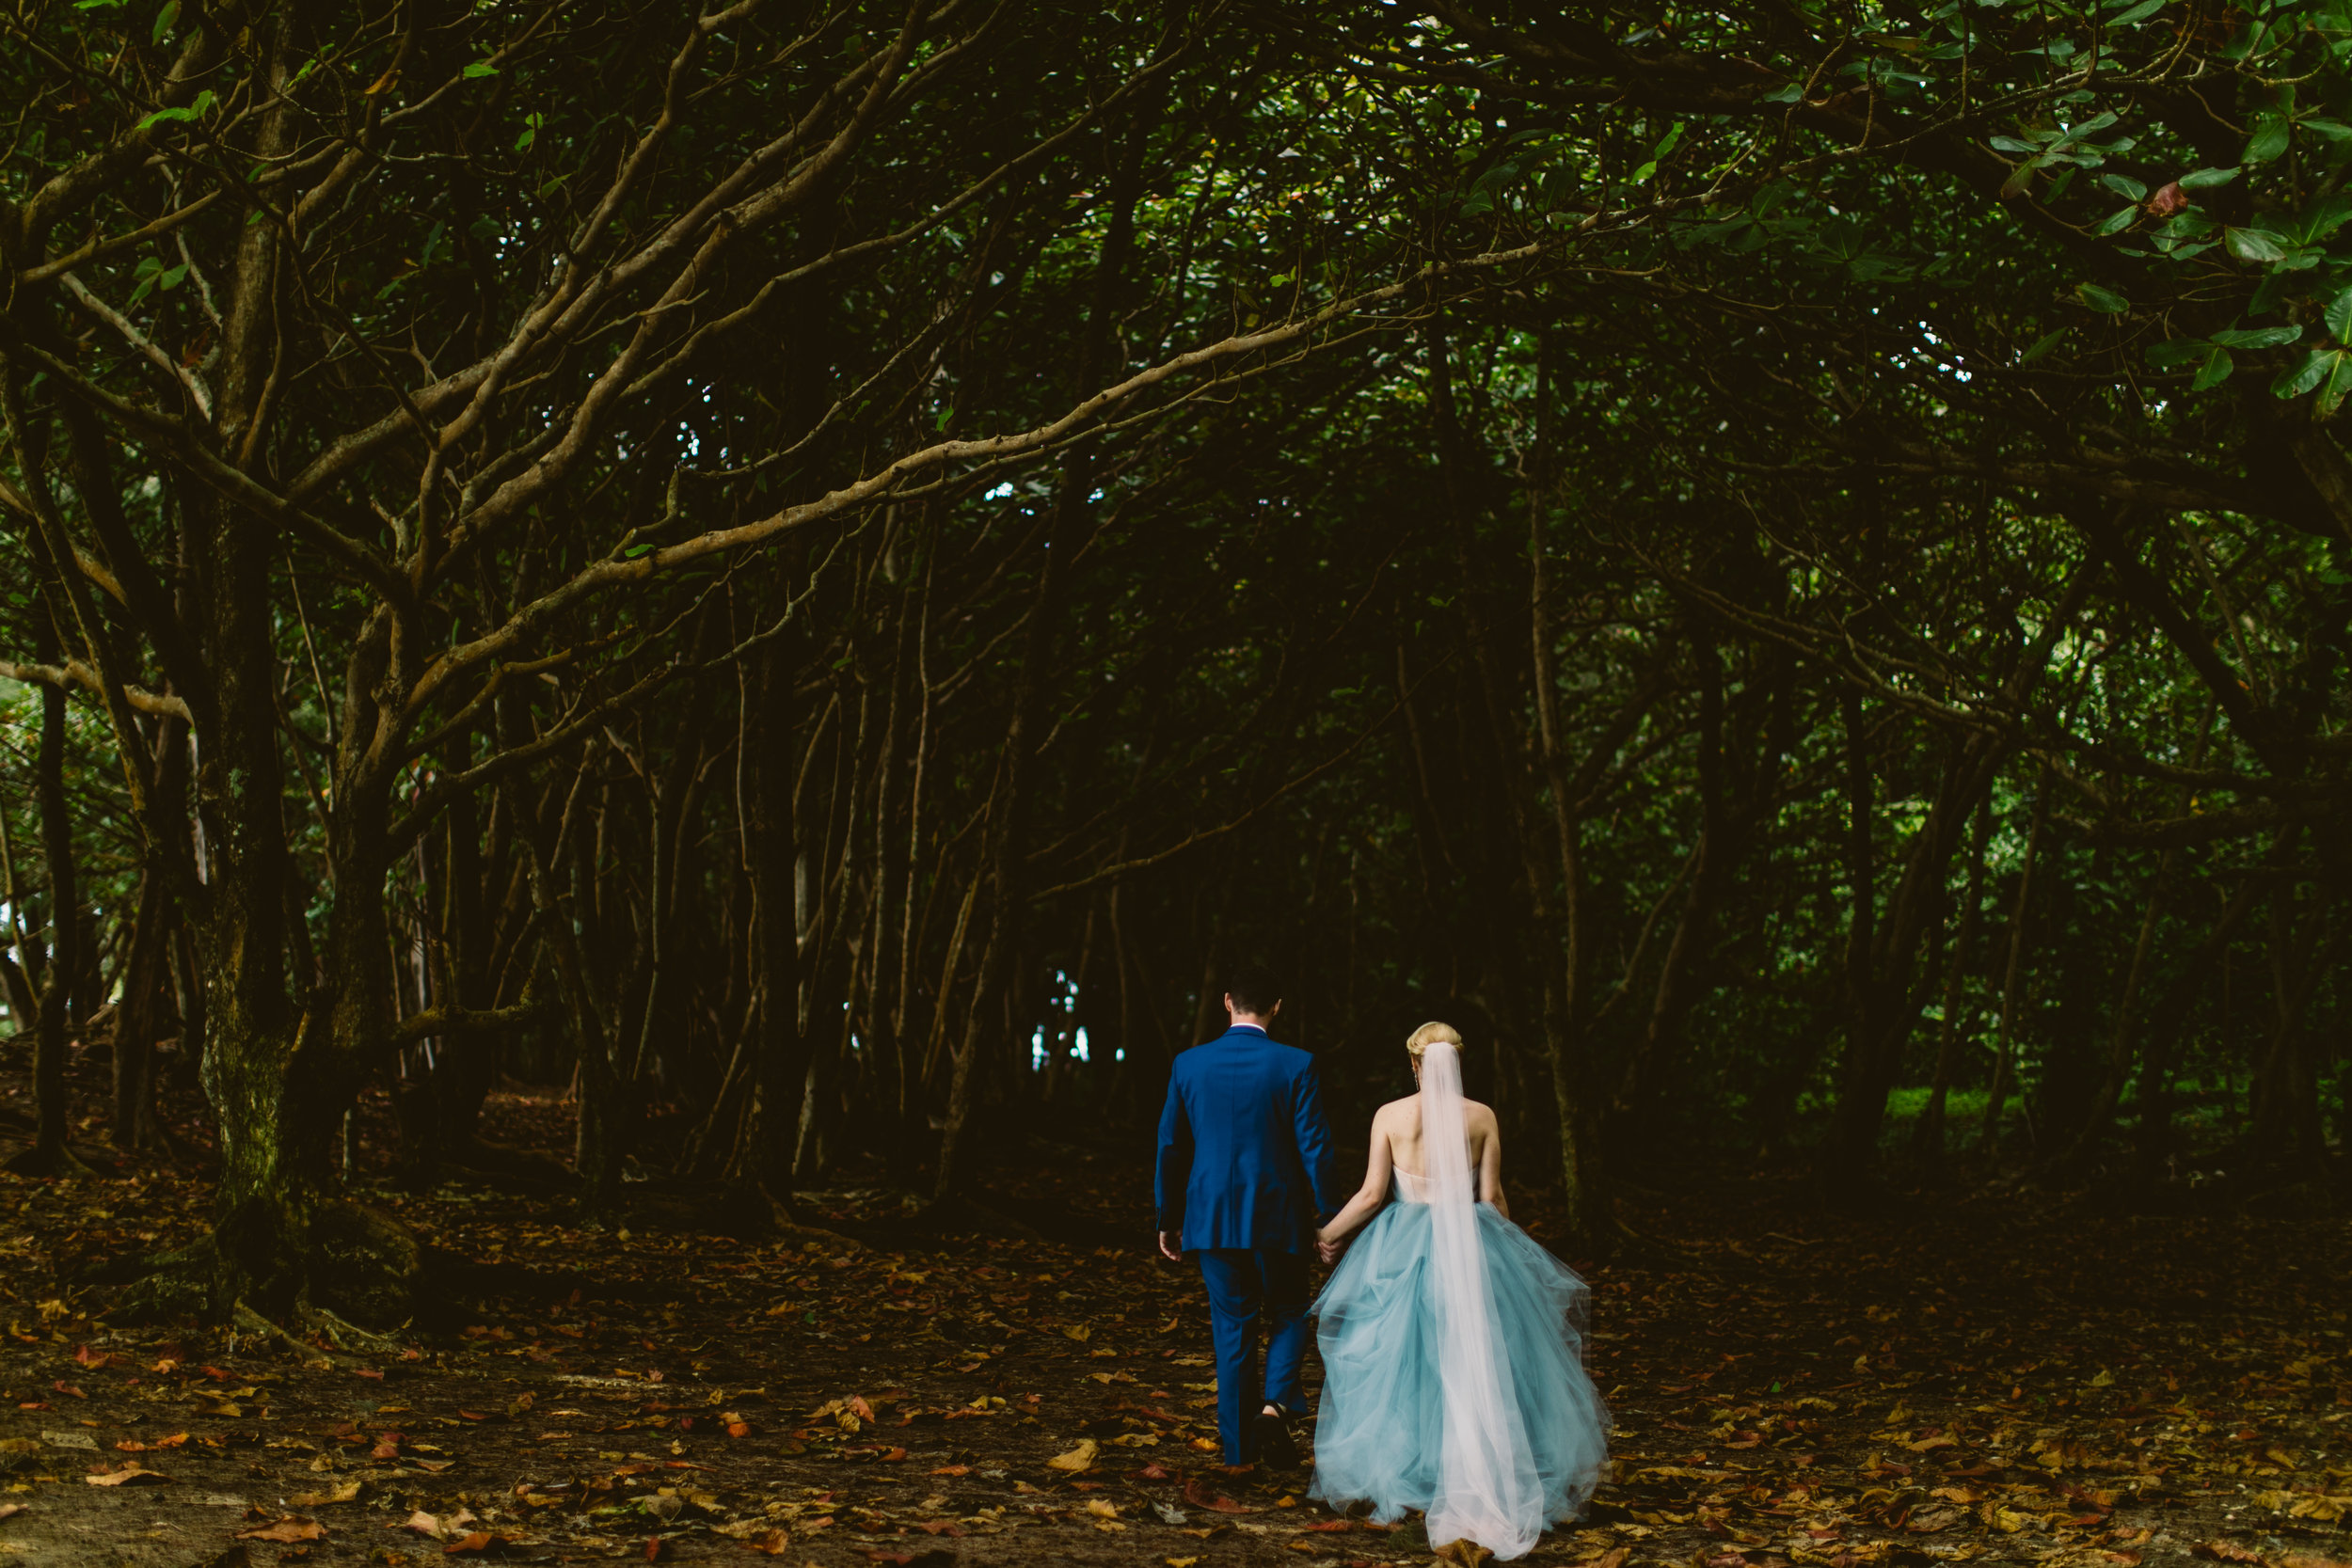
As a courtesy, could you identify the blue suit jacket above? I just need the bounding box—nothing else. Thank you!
[1154,1026,1341,1255]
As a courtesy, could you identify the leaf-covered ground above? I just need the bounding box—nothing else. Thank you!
[0,1056,2347,1568]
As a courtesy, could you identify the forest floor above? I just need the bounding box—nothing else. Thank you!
[0,1052,2347,1568]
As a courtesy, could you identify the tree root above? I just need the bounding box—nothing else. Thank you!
[1,1141,103,1180]
[230,1302,369,1370]
[302,1305,410,1359]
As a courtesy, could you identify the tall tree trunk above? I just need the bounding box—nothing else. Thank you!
[111,856,173,1150]
[733,634,809,1214]
[7,613,80,1176]
[1820,688,1883,1198]
[1915,795,1993,1170]
[1612,624,1731,1132]
[1979,770,2052,1155]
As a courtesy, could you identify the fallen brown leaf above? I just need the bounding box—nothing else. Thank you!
[1181,1475,1257,1513]
[1046,1437,1098,1472]
[237,1517,326,1544]
[85,1465,169,1486]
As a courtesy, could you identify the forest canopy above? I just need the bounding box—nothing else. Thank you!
[0,0,2345,1326]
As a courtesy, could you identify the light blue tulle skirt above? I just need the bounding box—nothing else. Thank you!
[1309,1200,1610,1533]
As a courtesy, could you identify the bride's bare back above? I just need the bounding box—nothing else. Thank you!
[1317,1091,1509,1262]
[1377,1093,1506,1205]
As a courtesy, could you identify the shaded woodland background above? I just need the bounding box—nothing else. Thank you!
[0,0,2347,1333]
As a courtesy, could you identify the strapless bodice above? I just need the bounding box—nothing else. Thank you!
[1391,1169,1434,1205]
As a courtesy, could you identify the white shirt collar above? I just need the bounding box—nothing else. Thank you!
[1230,1022,1268,1035]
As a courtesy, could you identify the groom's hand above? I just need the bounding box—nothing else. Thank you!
[1157,1230,1183,1262]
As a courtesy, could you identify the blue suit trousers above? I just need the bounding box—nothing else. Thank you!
[1196,1248,1310,1465]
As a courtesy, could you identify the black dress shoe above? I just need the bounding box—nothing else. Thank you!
[1253,1408,1301,1469]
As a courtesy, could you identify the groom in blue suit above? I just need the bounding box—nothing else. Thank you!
[1154,964,1339,1469]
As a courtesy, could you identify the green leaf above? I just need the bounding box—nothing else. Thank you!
[2097,204,2138,235]
[515,112,542,151]
[158,262,187,292]
[151,0,177,44]
[2329,289,2352,342]
[2321,353,2352,416]
[2191,346,2235,390]
[2209,325,2301,349]
[2224,227,2290,262]
[2100,173,2148,201]
[2107,0,2165,22]
[135,86,214,130]
[463,60,498,78]
[2246,118,2291,165]
[2273,347,2332,398]
[2301,119,2352,141]
[623,543,657,560]
[2178,166,2240,189]
[1990,135,2041,153]
[2144,337,2211,369]
[2021,328,2069,362]
[2074,281,2128,312]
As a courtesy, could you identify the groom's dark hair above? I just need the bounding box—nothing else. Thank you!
[1224,964,1282,1016]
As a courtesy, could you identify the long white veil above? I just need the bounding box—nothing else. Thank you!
[1420,1040,1541,1557]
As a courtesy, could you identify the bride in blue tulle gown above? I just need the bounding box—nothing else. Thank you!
[1308,1022,1610,1560]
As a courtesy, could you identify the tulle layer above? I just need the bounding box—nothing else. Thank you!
[1308,1200,1610,1553]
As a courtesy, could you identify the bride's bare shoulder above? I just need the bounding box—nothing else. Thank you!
[1370,1096,1417,1123]
[1464,1100,1502,1132]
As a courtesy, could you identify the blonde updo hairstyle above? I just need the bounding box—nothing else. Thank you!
[1406,1021,1464,1058]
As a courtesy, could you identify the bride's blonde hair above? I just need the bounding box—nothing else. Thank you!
[1405,1021,1464,1058]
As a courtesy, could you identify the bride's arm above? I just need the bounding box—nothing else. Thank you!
[1316,1110,1395,1251]
[1479,1123,1509,1219]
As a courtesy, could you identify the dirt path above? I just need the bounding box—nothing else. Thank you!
[0,1098,2346,1568]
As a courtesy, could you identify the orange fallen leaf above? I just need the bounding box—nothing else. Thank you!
[740,1528,789,1555]
[444,1531,504,1555]
[238,1517,326,1543]
[927,1465,970,1476]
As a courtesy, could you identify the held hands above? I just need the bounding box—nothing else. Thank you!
[1315,1228,1346,1266]
[1157,1230,1184,1262]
